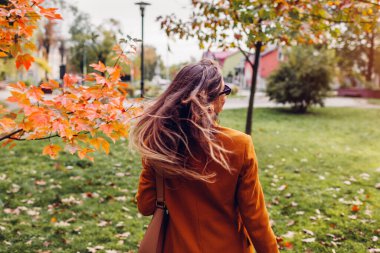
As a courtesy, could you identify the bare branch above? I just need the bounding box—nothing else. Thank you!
[0,129,23,142]
[8,131,91,141]
[238,47,254,68]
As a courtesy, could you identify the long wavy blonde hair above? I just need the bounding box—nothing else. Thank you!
[129,59,232,182]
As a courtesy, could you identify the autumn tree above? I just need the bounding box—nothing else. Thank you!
[0,0,140,161]
[67,7,121,75]
[132,45,163,81]
[335,5,380,88]
[158,0,380,134]
[37,19,58,80]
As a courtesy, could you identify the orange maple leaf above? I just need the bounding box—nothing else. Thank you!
[90,61,106,72]
[0,118,17,132]
[40,79,59,90]
[16,54,35,70]
[27,86,44,101]
[9,81,27,91]
[78,148,95,161]
[63,74,77,88]
[89,137,110,154]
[7,91,31,105]
[351,205,360,212]
[42,144,61,159]
[38,6,62,20]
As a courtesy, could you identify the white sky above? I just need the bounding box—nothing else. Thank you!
[64,0,203,66]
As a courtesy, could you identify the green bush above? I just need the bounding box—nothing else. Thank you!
[266,46,335,113]
[230,84,239,96]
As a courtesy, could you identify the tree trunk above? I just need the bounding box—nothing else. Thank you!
[366,31,375,82]
[245,41,262,135]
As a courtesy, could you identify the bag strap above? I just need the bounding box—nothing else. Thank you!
[155,171,166,209]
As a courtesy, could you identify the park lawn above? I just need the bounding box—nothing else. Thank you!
[0,107,379,253]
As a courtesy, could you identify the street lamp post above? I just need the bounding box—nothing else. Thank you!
[135,1,151,98]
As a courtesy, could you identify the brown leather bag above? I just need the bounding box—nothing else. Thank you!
[138,172,169,253]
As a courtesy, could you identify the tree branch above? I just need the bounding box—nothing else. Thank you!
[0,129,23,142]
[8,131,91,141]
[238,47,254,68]
[9,134,59,141]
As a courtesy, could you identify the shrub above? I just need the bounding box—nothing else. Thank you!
[230,84,239,96]
[266,46,335,113]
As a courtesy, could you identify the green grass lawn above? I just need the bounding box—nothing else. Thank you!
[0,107,379,252]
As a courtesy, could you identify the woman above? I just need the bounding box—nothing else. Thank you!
[130,59,279,253]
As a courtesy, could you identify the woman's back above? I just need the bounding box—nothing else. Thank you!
[136,126,278,253]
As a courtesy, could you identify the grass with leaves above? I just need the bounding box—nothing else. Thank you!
[0,107,379,252]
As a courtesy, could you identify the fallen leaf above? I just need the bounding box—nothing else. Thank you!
[87,246,105,253]
[278,184,287,191]
[302,237,316,243]
[115,232,130,239]
[35,180,46,186]
[282,231,296,239]
[351,205,360,212]
[303,229,314,236]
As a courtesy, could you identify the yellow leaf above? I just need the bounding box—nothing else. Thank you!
[98,138,110,154]
[89,138,101,150]
[24,41,37,51]
[78,148,95,160]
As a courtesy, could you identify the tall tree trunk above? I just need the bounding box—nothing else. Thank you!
[366,31,375,82]
[245,41,262,135]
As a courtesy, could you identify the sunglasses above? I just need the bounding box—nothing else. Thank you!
[219,84,232,96]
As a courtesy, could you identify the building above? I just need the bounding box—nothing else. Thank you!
[203,45,282,91]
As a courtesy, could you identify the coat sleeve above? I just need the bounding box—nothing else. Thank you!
[237,136,279,253]
[135,159,156,216]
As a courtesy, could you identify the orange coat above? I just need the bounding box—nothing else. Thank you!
[136,126,279,253]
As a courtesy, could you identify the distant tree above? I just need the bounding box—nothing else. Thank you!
[335,6,380,88]
[37,20,59,80]
[158,0,380,134]
[132,45,162,81]
[67,8,120,74]
[267,46,335,113]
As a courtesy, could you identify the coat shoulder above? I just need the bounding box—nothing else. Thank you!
[215,126,253,147]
